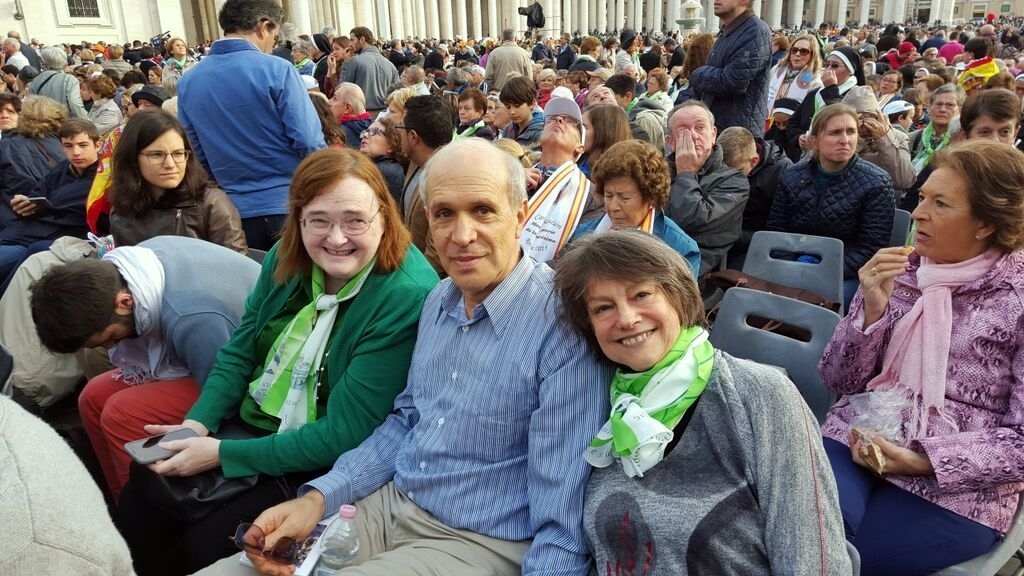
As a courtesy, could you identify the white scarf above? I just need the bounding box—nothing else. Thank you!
[520,161,591,262]
[104,247,190,385]
[814,77,858,113]
[594,207,655,234]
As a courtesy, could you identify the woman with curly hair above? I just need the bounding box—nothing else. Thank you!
[571,139,700,273]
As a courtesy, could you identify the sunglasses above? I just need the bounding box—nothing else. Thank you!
[826,61,847,69]
[790,47,812,56]
[232,523,298,565]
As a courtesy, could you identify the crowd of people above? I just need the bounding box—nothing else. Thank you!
[3,0,1024,574]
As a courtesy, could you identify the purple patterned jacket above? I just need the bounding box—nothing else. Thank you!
[820,250,1024,533]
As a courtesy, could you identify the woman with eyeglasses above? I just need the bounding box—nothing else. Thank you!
[358,116,406,204]
[876,69,904,108]
[785,45,865,162]
[765,34,823,128]
[902,85,965,211]
[116,147,439,576]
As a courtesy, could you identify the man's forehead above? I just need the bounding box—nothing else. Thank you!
[671,107,711,127]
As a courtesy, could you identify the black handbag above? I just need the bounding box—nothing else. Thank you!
[129,421,261,523]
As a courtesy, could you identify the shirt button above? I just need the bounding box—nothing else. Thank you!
[451,371,458,380]
[462,325,469,332]
[419,461,426,470]
[408,491,415,501]
[438,418,445,425]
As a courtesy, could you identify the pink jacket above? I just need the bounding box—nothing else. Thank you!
[820,250,1024,533]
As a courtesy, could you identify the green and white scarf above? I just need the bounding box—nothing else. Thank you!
[248,261,374,432]
[585,326,714,478]
[912,122,951,174]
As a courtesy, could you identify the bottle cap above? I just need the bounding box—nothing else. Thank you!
[339,504,357,519]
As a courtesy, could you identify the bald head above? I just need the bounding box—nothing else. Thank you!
[421,138,526,209]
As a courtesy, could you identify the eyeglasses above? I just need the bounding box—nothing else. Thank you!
[232,523,298,565]
[139,150,190,165]
[790,47,812,56]
[393,125,409,131]
[826,61,846,69]
[301,206,381,236]
[544,114,580,127]
[360,127,385,139]
[930,101,959,109]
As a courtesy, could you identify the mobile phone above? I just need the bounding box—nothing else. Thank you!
[123,428,199,465]
[25,196,52,209]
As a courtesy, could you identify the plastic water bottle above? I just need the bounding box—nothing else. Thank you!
[314,505,360,575]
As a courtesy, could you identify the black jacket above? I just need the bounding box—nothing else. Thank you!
[665,145,750,275]
[783,82,855,162]
[0,134,64,230]
[555,45,576,70]
[0,160,96,245]
[423,50,445,71]
[767,155,895,279]
[741,139,791,241]
[689,11,772,139]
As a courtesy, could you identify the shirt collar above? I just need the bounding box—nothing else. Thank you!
[438,252,537,338]
[720,10,755,36]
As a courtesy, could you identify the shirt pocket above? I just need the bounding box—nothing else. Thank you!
[458,374,535,463]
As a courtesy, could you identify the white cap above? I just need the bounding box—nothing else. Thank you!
[882,99,915,116]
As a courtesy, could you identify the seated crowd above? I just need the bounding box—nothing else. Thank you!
[4,2,1024,576]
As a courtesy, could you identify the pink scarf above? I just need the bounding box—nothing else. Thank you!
[866,249,1000,439]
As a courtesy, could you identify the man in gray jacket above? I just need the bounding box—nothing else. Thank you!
[665,101,750,279]
[342,26,399,114]
[29,46,88,119]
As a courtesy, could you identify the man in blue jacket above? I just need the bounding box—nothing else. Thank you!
[688,0,771,139]
[177,0,325,251]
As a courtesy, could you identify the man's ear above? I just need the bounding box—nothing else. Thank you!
[114,289,134,316]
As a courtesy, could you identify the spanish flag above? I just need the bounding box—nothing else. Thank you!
[85,125,122,234]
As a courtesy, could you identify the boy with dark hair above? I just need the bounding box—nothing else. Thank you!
[0,117,102,288]
[498,76,544,147]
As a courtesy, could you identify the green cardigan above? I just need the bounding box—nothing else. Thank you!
[186,242,439,477]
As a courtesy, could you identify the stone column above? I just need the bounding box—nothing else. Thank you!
[787,0,804,28]
[597,0,608,33]
[666,0,681,34]
[471,1,483,38]
[376,2,392,40]
[439,0,454,38]
[811,0,825,25]
[752,0,763,21]
[767,0,784,28]
[578,0,589,35]
[486,0,498,36]
[613,0,624,32]
[632,0,643,32]
[704,0,719,32]
[836,0,847,26]
[563,0,572,33]
[289,0,312,35]
[857,0,870,25]
[455,0,468,37]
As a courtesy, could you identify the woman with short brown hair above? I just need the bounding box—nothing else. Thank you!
[84,74,122,135]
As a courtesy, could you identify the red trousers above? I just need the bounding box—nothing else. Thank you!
[78,370,200,502]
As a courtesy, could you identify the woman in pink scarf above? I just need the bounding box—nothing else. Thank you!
[819,140,1024,575]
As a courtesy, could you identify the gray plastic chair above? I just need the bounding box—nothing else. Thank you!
[709,287,841,422]
[888,209,913,248]
[930,492,1024,576]
[743,231,845,315]
[247,248,268,265]
[847,541,861,576]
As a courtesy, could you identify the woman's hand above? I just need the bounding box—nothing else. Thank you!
[859,112,888,140]
[247,492,327,576]
[148,435,221,476]
[858,247,912,328]
[143,419,216,476]
[849,429,935,476]
[798,133,813,151]
[822,68,838,87]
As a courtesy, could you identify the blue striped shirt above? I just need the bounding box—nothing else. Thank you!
[303,255,612,575]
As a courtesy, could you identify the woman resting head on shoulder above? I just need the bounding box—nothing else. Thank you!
[820,140,1024,574]
[115,148,440,575]
[555,229,850,575]
[109,109,247,253]
[571,139,701,274]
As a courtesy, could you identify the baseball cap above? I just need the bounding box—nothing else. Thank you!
[544,96,585,147]
[586,68,613,81]
[882,100,916,116]
[772,97,801,116]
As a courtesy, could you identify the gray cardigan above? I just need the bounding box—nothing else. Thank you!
[583,351,851,575]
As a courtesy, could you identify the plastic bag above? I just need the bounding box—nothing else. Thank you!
[848,389,909,445]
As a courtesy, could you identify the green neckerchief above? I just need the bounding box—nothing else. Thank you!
[912,122,950,174]
[583,325,714,477]
[248,260,375,429]
[625,97,639,113]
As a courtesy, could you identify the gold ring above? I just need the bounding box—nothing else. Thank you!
[871,267,878,276]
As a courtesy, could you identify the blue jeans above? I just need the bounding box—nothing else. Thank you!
[823,438,1000,575]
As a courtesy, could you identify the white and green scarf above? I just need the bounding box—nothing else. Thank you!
[248,261,374,432]
[912,122,951,174]
[585,325,714,478]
